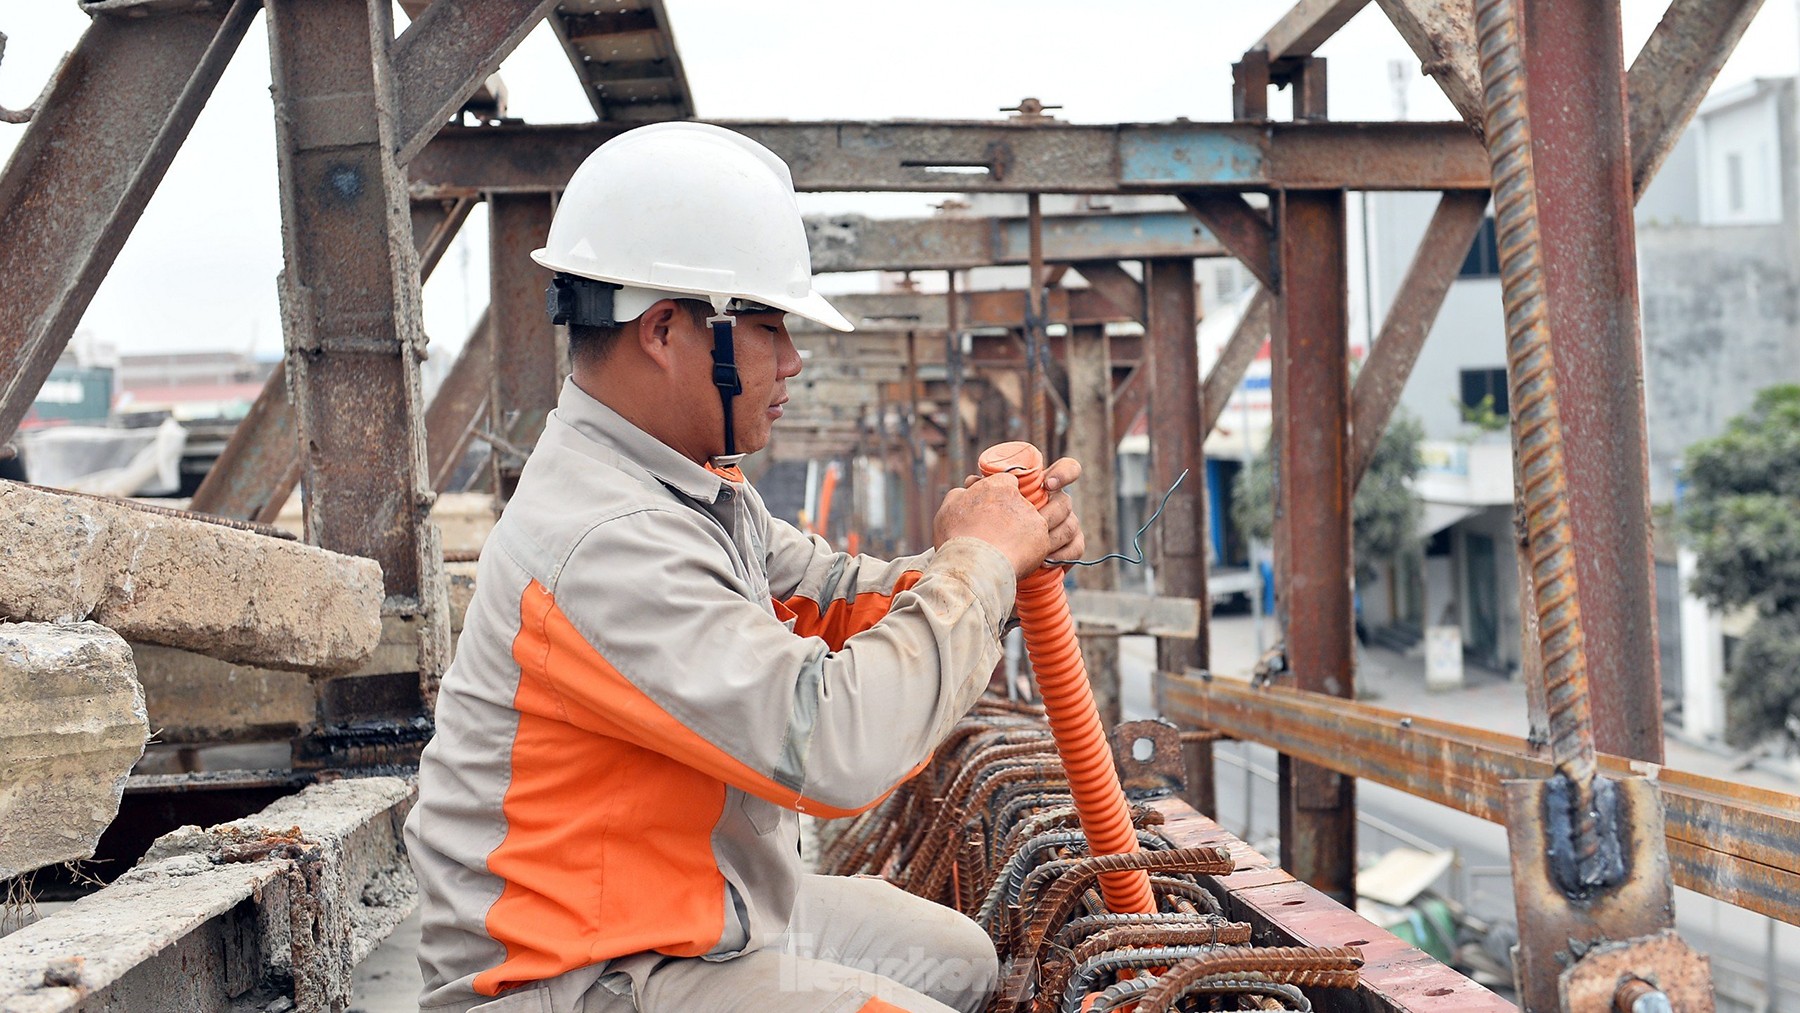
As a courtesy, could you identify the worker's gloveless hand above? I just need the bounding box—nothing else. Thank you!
[934,473,1054,580]
[952,457,1085,573]
[1038,457,1085,565]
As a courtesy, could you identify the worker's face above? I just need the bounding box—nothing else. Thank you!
[682,309,803,458]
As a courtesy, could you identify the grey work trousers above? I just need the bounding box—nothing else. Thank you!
[465,875,999,1013]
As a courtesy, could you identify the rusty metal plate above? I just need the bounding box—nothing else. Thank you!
[1503,777,1706,1011]
[1109,719,1185,799]
[1558,930,1713,1013]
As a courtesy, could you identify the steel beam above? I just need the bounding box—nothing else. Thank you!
[790,288,1138,334]
[1070,261,1145,324]
[390,0,557,164]
[426,309,492,493]
[793,329,1142,371]
[0,0,256,444]
[1146,259,1207,684]
[1373,0,1484,130]
[1201,287,1272,436]
[1067,324,1122,726]
[411,120,1493,197]
[486,192,558,497]
[1156,671,1800,929]
[1518,0,1661,763]
[1179,193,1276,291]
[1257,0,1370,61]
[549,0,695,123]
[807,211,1219,274]
[267,0,448,688]
[1111,364,1145,442]
[190,190,471,522]
[1349,190,1488,485]
[1270,191,1355,902]
[1626,0,1764,200]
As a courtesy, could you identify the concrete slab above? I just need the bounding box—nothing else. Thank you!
[0,776,415,1013]
[0,482,383,675]
[0,622,148,879]
[131,564,480,746]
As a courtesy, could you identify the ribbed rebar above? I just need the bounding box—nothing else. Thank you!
[1134,947,1363,1012]
[1049,912,1249,954]
[13,480,299,539]
[1058,945,1236,1013]
[1472,0,1600,859]
[1017,846,1235,966]
[1042,923,1255,1009]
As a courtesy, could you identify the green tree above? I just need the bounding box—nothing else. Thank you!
[1682,384,1800,749]
[1231,413,1425,583]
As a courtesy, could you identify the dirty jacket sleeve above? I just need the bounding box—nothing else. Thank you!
[533,507,1015,817]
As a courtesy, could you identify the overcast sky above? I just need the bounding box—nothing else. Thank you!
[2,1,1796,363]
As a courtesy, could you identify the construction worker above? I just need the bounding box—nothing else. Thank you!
[405,122,1085,1013]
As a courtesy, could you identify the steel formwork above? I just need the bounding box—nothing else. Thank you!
[0,0,1788,1009]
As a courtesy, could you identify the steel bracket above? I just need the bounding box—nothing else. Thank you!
[1109,718,1185,800]
[1558,930,1713,1013]
[1503,775,1713,1011]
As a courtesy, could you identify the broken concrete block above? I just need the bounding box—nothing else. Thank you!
[0,622,148,879]
[0,482,382,675]
[0,777,415,1012]
[130,569,482,746]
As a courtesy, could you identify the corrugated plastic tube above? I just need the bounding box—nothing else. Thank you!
[978,441,1155,915]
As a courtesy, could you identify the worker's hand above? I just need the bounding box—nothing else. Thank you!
[1041,457,1086,565]
[935,473,1053,580]
[960,457,1086,568]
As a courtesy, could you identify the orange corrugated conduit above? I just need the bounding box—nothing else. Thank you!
[978,441,1155,915]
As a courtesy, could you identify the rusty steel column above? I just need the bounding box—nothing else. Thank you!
[945,271,966,485]
[0,1,256,444]
[1517,0,1661,763]
[1066,324,1122,727]
[267,0,449,695]
[486,192,558,498]
[1271,191,1356,903]
[192,195,472,521]
[903,330,930,553]
[1145,259,1207,678]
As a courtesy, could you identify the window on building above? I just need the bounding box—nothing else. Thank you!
[1460,367,1509,417]
[1726,152,1745,213]
[1459,216,1500,278]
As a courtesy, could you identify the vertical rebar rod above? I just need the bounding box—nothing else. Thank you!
[1473,0,1599,848]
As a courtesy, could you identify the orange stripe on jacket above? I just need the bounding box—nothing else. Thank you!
[784,570,924,651]
[475,584,730,996]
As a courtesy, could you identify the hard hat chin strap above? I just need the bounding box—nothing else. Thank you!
[708,314,742,457]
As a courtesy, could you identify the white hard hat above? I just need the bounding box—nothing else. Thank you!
[532,122,853,332]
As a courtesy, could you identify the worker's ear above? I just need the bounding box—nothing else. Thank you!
[636,300,684,372]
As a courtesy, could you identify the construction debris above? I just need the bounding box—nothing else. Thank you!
[0,776,416,1013]
[0,482,382,675]
[0,622,148,879]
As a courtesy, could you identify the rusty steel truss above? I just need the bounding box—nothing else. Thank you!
[0,0,1788,1009]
